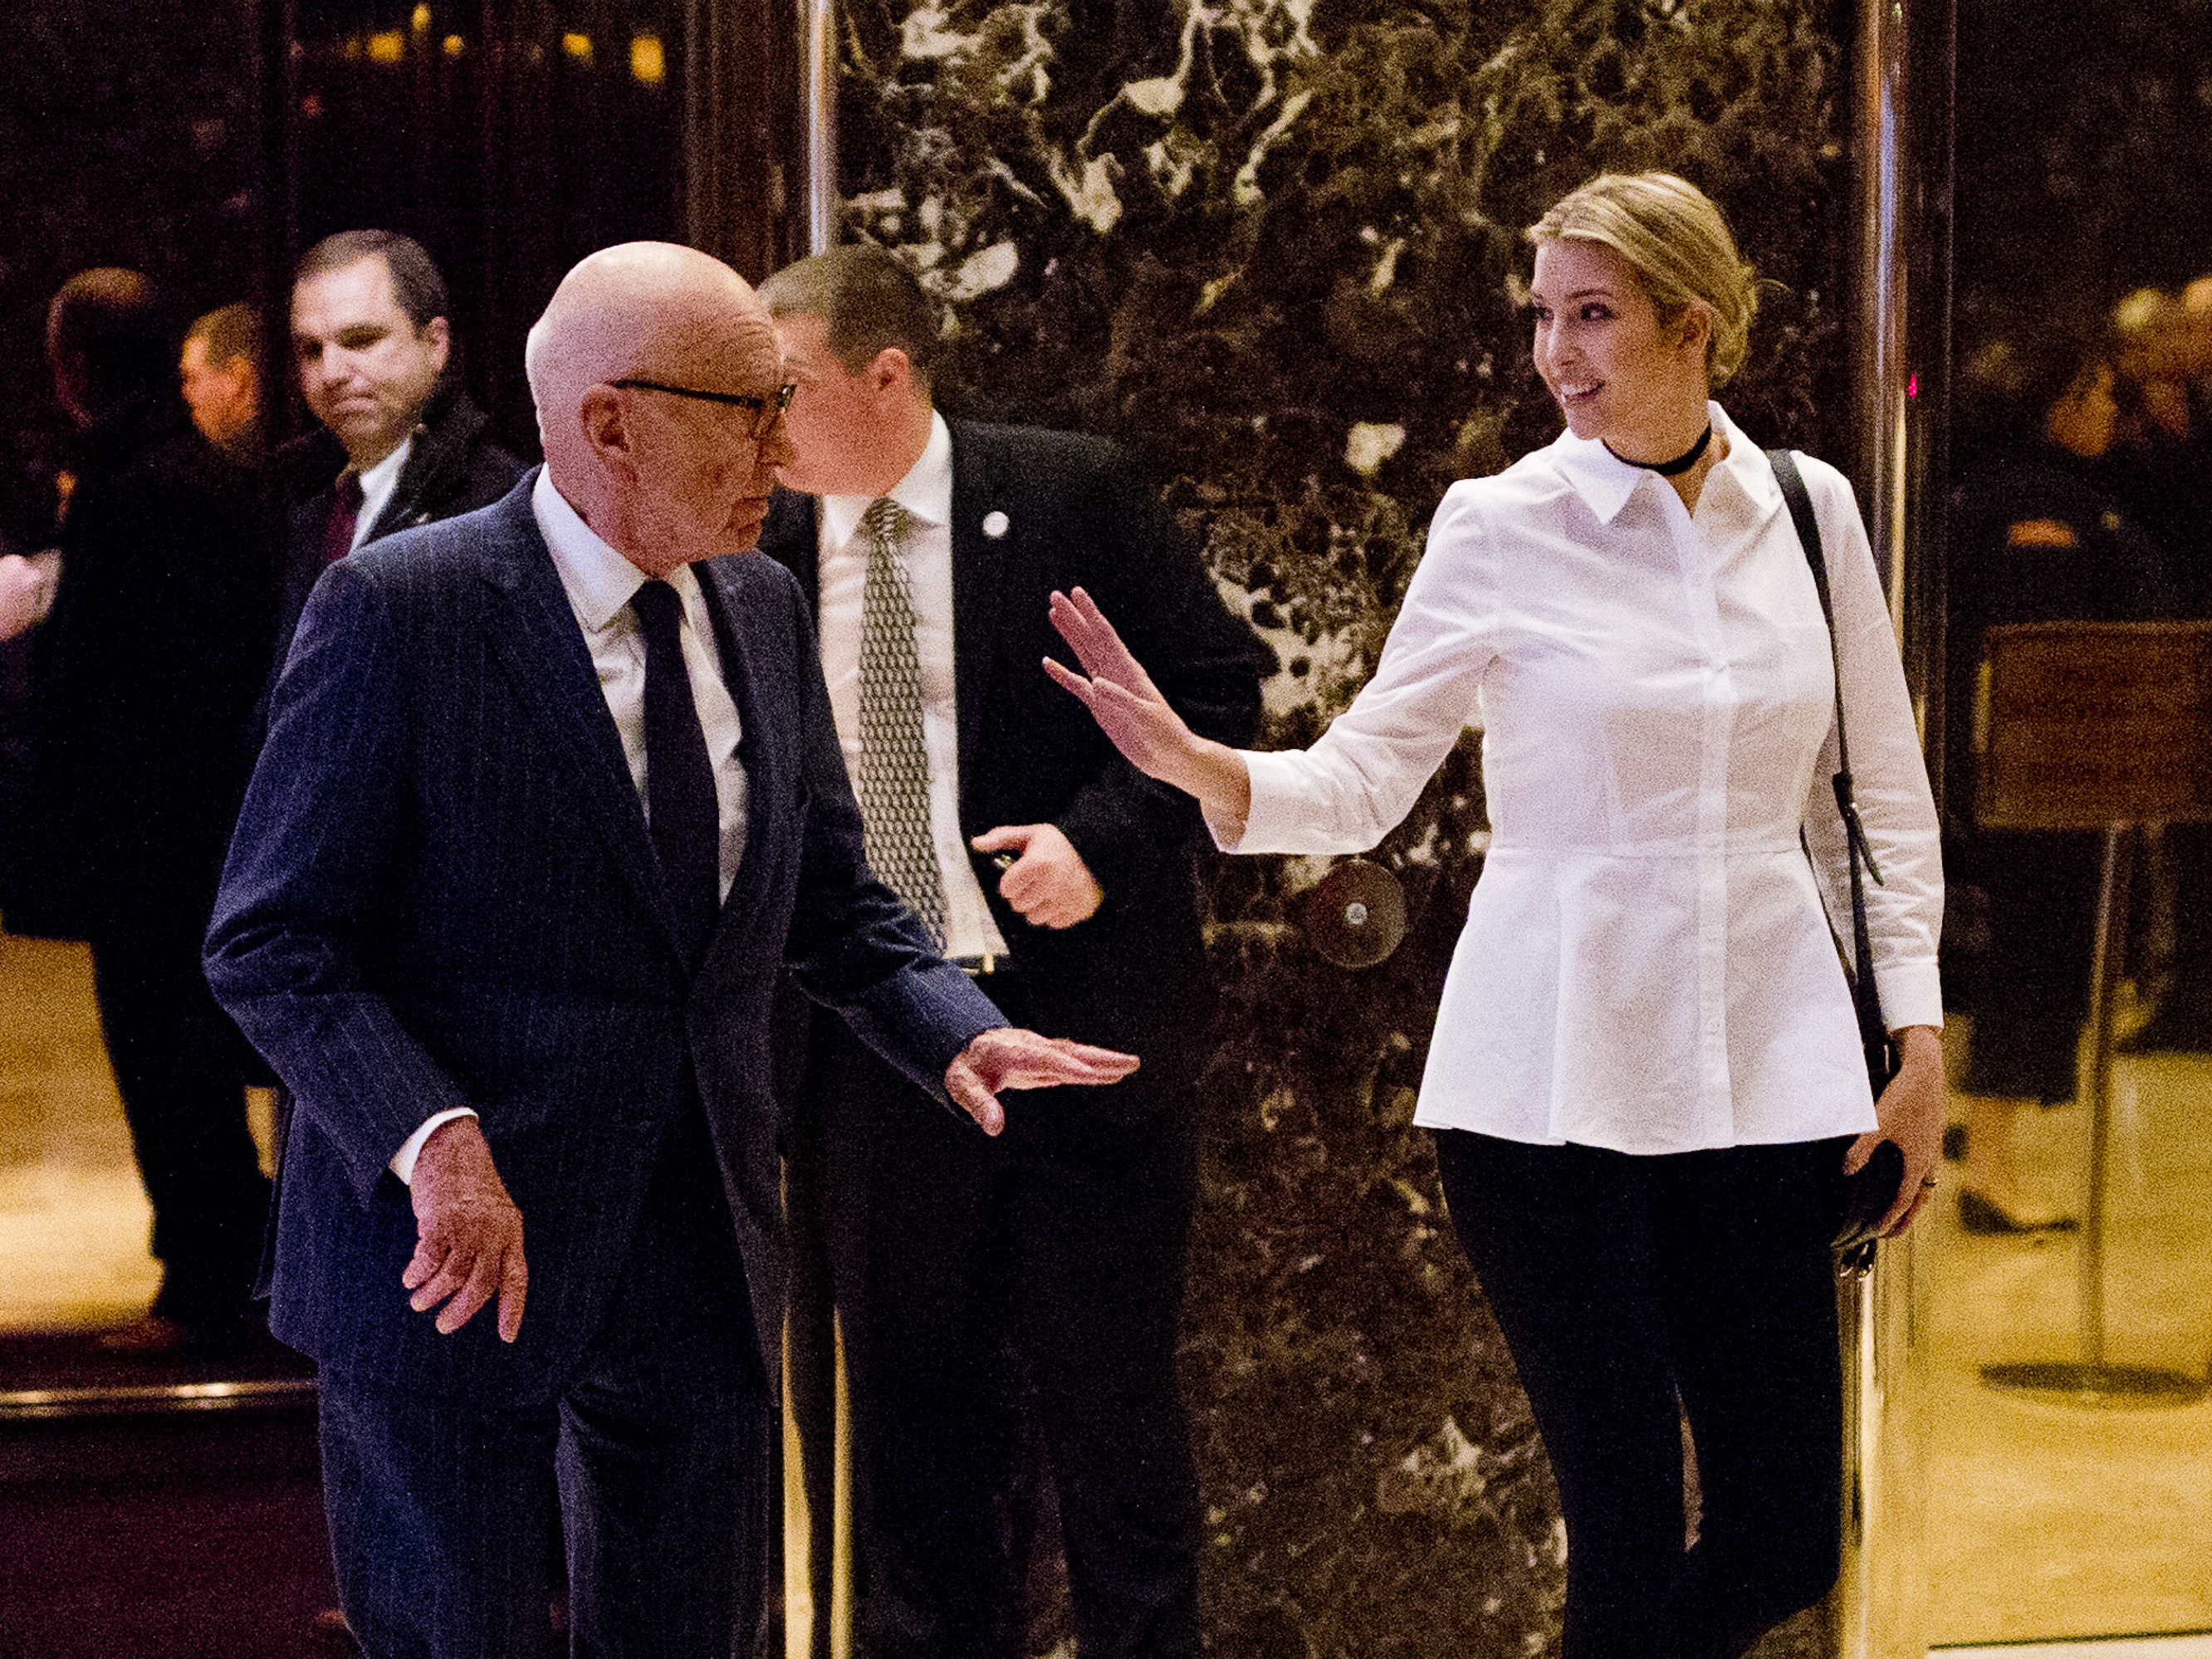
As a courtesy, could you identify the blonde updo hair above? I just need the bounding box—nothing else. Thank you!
[1528,173,1759,388]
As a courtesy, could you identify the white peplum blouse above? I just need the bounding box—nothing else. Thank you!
[1224,404,1943,1154]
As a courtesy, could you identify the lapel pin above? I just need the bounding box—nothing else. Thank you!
[981,510,1011,539]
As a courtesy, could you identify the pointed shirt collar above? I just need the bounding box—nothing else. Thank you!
[1545,401,1777,526]
[819,410,952,551]
[531,465,703,631]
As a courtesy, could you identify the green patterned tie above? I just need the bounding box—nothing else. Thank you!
[857,497,948,946]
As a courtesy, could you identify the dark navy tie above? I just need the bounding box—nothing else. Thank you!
[631,579,720,969]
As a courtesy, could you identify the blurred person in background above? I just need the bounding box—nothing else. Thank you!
[2182,276,2212,433]
[2105,287,2204,604]
[1949,319,2174,1226]
[179,303,264,463]
[268,231,519,688]
[1,268,277,1350]
[2106,280,2212,1055]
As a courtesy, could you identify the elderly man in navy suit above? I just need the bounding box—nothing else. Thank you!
[204,242,1135,1659]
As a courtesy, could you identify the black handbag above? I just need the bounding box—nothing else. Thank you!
[1768,450,1904,1253]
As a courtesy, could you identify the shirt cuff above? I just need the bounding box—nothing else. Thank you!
[1209,750,1301,854]
[1875,967,1945,1035]
[390,1108,478,1185]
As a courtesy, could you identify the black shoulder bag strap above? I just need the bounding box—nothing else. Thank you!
[1767,448,1898,1098]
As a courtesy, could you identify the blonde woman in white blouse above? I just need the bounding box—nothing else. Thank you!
[1047,173,1944,1658]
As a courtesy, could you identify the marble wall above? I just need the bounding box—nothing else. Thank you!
[834,0,1852,1651]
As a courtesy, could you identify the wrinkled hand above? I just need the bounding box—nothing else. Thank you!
[404,1117,528,1341]
[943,1027,1141,1136]
[972,823,1103,929]
[0,551,56,643]
[1845,1025,1945,1236]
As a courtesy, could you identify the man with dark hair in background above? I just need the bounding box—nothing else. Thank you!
[758,244,1264,1659]
[1,268,277,1351]
[271,230,519,678]
[181,302,265,463]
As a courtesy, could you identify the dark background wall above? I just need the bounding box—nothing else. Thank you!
[0,2,262,548]
[1955,0,2212,324]
[0,0,709,553]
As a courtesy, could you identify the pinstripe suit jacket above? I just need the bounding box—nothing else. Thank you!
[205,472,1002,1405]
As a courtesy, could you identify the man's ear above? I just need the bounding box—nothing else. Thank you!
[51,348,93,423]
[870,345,913,400]
[423,316,453,377]
[577,385,631,466]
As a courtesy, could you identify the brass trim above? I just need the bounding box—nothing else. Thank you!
[0,1376,317,1422]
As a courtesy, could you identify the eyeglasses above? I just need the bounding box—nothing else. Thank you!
[612,378,795,439]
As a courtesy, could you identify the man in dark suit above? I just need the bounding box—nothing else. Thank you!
[757,245,1264,1659]
[204,242,1135,1659]
[270,231,520,682]
[7,268,276,1352]
[180,303,266,464]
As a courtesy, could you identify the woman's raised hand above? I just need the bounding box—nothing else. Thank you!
[1045,588,1190,778]
[1045,586,1254,834]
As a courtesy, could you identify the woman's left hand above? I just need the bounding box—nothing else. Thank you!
[1846,1025,1945,1236]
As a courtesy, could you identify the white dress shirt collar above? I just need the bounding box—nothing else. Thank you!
[532,464,673,624]
[820,410,953,551]
[1546,400,1775,527]
[350,433,414,551]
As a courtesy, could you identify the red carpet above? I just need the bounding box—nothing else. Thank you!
[0,1333,343,1659]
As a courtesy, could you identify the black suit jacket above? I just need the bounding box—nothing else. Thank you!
[205,473,1003,1405]
[759,418,1264,1121]
[267,381,521,702]
[6,394,275,942]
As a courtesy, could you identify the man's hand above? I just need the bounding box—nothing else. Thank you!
[403,1117,528,1342]
[943,1028,1140,1136]
[971,824,1103,928]
[0,551,58,643]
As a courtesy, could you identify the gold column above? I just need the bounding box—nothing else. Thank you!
[1831,1242,1931,1658]
[1830,0,1945,1647]
[784,12,848,1655]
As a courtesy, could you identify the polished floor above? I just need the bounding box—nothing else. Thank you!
[3,933,2210,1645]
[0,935,163,1331]
[0,934,276,1332]
[1928,1020,2212,1647]
[1939,1641,2212,1657]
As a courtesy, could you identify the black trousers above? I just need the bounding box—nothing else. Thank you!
[87,918,269,1324]
[318,1104,770,1659]
[795,988,1201,1659]
[2152,824,2212,1035]
[1961,830,2101,1102]
[1432,1131,1847,1659]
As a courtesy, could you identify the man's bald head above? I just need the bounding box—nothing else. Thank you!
[526,242,791,575]
[527,243,773,457]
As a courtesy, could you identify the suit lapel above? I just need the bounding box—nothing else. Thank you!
[759,490,821,615]
[692,560,777,982]
[474,485,684,959]
[947,421,1014,830]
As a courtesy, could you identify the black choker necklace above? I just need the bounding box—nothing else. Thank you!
[1606,424,1713,477]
